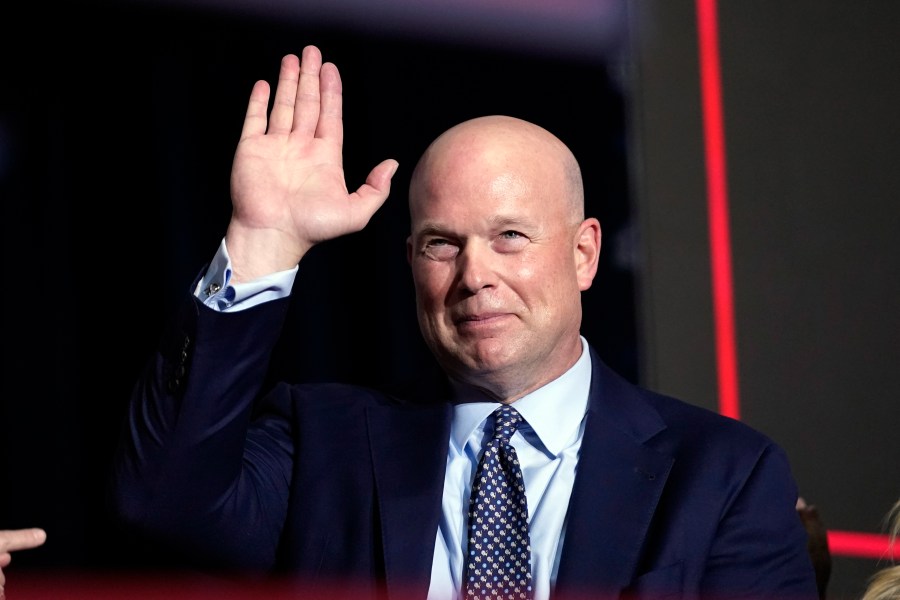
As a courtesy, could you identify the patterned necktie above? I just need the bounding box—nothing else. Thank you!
[463,405,534,600]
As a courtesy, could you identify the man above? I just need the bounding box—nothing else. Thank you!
[111,45,818,599]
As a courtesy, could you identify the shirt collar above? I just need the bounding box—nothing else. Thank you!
[448,337,592,456]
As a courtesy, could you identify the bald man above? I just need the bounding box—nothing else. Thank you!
[112,46,818,600]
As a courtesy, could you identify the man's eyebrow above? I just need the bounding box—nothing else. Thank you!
[413,215,534,238]
[414,223,451,237]
[487,215,531,229]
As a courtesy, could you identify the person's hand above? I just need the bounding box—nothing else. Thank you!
[0,528,47,596]
[796,497,831,600]
[226,45,399,283]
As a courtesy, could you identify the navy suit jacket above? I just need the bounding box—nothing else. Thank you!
[112,292,818,600]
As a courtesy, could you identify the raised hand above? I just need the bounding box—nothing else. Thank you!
[226,45,398,283]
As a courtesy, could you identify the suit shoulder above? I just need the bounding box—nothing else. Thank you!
[644,388,760,435]
[640,387,789,469]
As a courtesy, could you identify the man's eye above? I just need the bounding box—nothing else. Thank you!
[494,231,529,252]
[423,239,459,260]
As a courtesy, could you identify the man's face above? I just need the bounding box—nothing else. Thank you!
[407,121,598,401]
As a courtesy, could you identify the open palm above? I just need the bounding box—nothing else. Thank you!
[227,47,397,281]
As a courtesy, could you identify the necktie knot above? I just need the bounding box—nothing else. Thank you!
[492,405,523,442]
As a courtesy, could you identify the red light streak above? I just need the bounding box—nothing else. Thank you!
[828,530,897,560]
[695,0,740,420]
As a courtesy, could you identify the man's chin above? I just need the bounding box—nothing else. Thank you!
[457,340,515,370]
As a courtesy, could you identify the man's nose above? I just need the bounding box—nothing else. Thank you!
[457,243,497,293]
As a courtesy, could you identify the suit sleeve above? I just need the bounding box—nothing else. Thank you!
[109,290,295,571]
[701,441,820,599]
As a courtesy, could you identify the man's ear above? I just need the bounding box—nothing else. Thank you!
[574,218,601,291]
[406,235,414,265]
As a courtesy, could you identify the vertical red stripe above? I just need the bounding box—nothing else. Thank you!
[696,0,740,419]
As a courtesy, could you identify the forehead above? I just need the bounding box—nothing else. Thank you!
[410,135,569,226]
[410,167,568,236]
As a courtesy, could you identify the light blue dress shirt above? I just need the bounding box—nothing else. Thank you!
[198,239,592,600]
[427,341,591,600]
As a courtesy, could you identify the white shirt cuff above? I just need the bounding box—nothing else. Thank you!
[194,238,298,312]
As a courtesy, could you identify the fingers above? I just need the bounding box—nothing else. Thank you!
[316,62,343,144]
[370,159,400,193]
[290,45,324,138]
[239,46,341,143]
[350,159,400,217]
[267,52,304,135]
[240,79,272,141]
[0,528,45,591]
[0,529,46,553]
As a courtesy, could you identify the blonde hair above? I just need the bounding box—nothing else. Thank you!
[861,498,900,600]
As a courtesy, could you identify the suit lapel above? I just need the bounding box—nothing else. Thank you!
[365,349,674,598]
[368,401,452,600]
[555,352,674,597]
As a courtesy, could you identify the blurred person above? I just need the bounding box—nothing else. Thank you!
[111,45,818,600]
[861,498,900,600]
